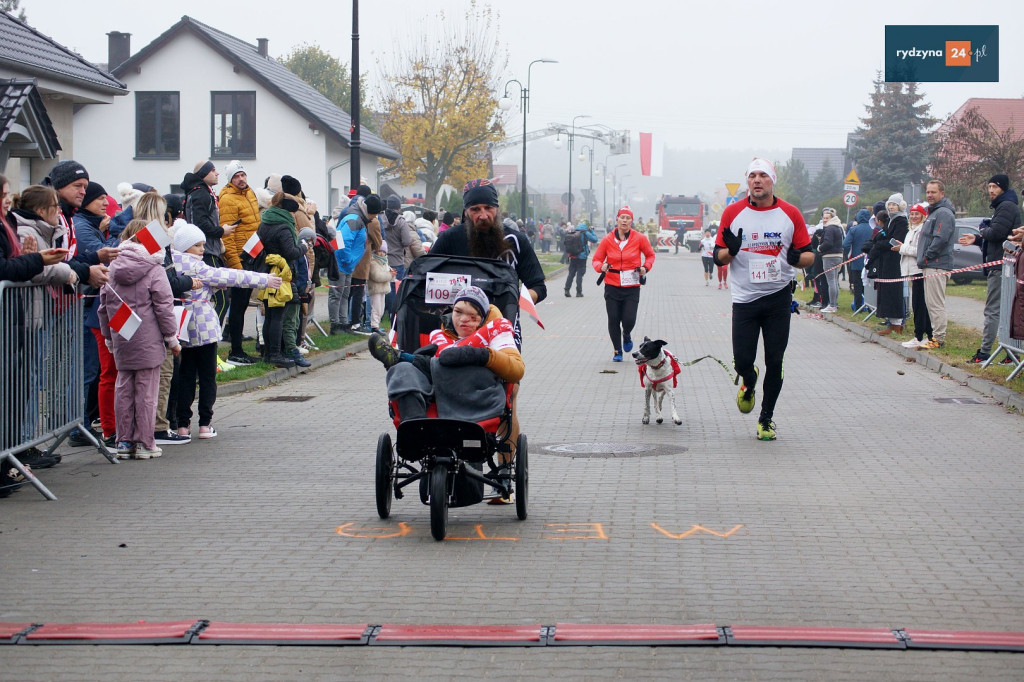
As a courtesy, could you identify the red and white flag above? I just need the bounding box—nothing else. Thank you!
[519,283,544,330]
[330,233,344,251]
[174,306,191,341]
[639,132,663,177]
[243,232,264,259]
[135,220,171,255]
[109,301,142,340]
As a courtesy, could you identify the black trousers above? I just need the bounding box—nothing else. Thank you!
[604,284,640,352]
[227,286,251,355]
[911,278,933,341]
[564,258,587,293]
[174,342,218,428]
[732,286,792,422]
[262,305,286,358]
[850,267,865,308]
[350,278,366,326]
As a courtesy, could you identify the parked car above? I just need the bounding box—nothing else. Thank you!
[951,220,984,285]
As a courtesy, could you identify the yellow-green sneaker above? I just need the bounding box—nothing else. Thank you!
[735,366,758,414]
[756,419,777,441]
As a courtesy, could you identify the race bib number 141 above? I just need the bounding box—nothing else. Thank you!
[425,272,472,304]
[748,257,781,283]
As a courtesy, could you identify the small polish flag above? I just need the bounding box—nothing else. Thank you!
[518,283,545,330]
[330,234,344,250]
[243,232,264,258]
[109,301,142,341]
[135,220,171,255]
[174,306,191,341]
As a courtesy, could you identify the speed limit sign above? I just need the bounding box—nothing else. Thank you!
[843,191,858,207]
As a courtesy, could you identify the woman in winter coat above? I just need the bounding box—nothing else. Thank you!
[367,249,396,333]
[817,207,845,313]
[256,193,307,367]
[896,204,932,348]
[97,219,180,459]
[350,208,383,333]
[866,194,910,334]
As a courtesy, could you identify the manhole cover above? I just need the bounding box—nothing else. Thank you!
[261,395,315,402]
[933,397,984,404]
[540,442,687,458]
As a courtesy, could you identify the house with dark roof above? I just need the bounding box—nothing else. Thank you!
[0,11,127,186]
[72,15,398,208]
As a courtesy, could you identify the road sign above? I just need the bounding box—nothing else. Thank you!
[725,183,740,197]
[843,191,858,207]
[844,183,860,192]
[711,203,723,212]
[844,169,860,185]
[725,196,739,206]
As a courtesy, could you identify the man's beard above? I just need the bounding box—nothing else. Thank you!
[468,215,508,259]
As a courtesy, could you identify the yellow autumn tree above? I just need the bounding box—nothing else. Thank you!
[376,2,507,209]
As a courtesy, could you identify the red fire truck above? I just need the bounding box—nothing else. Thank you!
[655,195,707,252]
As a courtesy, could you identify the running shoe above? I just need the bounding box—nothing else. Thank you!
[133,444,162,459]
[756,419,777,441]
[612,352,623,362]
[969,349,990,364]
[735,366,758,414]
[115,440,135,459]
[154,430,190,445]
[901,338,924,349]
[368,332,401,369]
[820,305,838,313]
[227,353,258,365]
[623,335,633,353]
[198,426,217,439]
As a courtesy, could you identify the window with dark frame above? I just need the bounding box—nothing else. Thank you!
[135,92,180,158]
[211,91,256,158]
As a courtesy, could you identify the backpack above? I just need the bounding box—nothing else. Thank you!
[563,230,584,255]
[334,214,366,275]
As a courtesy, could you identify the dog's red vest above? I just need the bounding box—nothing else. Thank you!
[638,351,682,388]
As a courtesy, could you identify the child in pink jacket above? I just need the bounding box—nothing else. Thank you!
[98,220,180,459]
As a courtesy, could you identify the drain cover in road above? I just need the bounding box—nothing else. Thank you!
[540,442,687,458]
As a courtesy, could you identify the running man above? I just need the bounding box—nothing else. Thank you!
[699,229,715,286]
[713,158,812,440]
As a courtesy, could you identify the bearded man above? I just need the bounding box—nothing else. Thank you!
[430,179,547,314]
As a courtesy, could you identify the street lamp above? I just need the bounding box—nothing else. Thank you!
[566,114,591,222]
[578,144,595,226]
[499,58,557,221]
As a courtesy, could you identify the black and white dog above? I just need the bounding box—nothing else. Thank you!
[632,337,683,426]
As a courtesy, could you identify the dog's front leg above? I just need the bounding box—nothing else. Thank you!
[654,387,665,424]
[642,387,652,425]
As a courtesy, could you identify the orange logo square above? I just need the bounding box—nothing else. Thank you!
[946,41,971,67]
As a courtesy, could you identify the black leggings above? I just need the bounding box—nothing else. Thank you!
[227,286,251,355]
[262,305,286,357]
[174,342,218,428]
[911,278,933,341]
[604,285,640,352]
[701,257,714,274]
[732,286,791,422]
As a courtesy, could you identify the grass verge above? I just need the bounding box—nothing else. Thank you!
[215,319,363,384]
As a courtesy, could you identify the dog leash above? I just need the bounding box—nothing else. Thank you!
[675,354,738,384]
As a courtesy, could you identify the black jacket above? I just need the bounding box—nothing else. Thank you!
[980,189,1021,265]
[430,223,547,303]
[181,172,223,258]
[257,207,305,299]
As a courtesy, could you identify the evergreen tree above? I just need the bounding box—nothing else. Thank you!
[808,159,842,206]
[775,158,810,210]
[848,73,937,191]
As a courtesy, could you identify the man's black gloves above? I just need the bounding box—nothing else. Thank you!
[721,227,743,256]
[438,346,490,367]
[786,245,804,267]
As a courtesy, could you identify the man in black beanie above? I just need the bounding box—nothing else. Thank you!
[959,173,1021,362]
[181,160,234,319]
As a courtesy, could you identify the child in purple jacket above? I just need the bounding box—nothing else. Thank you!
[98,220,180,459]
[171,222,281,439]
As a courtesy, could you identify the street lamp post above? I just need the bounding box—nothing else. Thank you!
[499,58,557,222]
[578,145,595,226]
[566,114,591,223]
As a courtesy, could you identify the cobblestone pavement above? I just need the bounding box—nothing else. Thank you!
[3,252,1022,680]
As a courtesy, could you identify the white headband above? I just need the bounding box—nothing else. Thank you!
[746,158,777,184]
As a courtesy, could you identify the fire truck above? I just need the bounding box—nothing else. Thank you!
[655,195,707,252]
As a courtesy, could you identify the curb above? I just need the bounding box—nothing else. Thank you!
[824,313,1024,413]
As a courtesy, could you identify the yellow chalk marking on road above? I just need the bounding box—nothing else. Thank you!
[542,523,608,540]
[447,524,519,541]
[651,523,744,539]
[335,522,413,538]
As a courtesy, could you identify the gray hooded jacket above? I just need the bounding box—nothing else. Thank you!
[917,196,956,271]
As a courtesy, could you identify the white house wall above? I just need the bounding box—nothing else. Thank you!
[73,30,378,207]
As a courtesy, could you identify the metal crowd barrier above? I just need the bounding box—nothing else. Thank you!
[1,281,116,501]
[856,267,878,320]
[981,255,1024,381]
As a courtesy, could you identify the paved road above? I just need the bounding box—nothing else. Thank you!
[3,251,1022,680]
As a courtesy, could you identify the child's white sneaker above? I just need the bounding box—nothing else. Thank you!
[133,444,162,459]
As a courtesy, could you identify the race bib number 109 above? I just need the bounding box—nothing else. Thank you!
[425,272,472,304]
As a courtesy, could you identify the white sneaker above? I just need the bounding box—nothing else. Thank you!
[821,306,838,313]
[296,346,310,355]
[133,444,162,459]
[902,338,923,349]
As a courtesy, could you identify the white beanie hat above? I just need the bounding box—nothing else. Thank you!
[117,182,145,209]
[746,158,777,184]
[172,223,206,252]
[224,160,245,180]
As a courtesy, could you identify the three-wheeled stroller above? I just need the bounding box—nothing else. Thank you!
[375,255,528,540]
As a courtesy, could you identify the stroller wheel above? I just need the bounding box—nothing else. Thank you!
[375,433,394,519]
[515,434,529,520]
[429,463,449,541]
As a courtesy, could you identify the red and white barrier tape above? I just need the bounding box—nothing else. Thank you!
[872,259,1002,284]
